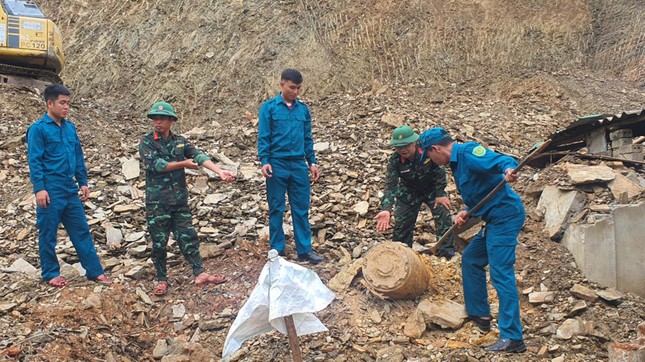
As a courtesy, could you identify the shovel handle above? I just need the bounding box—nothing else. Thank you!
[426,139,552,254]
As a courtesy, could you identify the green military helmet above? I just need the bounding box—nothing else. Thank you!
[390,125,419,146]
[147,101,178,120]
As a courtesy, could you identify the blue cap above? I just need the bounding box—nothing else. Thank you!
[420,127,450,162]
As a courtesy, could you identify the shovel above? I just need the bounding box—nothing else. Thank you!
[421,139,552,255]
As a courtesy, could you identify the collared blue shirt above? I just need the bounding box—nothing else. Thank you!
[450,142,524,219]
[27,113,88,194]
[257,93,316,166]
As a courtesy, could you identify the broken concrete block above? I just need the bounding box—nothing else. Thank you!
[417,299,467,329]
[565,163,615,185]
[570,284,599,302]
[537,186,586,240]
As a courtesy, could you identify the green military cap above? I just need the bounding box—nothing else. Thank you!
[147,101,178,120]
[390,125,419,146]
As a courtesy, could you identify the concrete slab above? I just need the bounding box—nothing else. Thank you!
[613,203,645,297]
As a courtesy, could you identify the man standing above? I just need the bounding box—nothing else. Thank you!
[374,125,455,259]
[420,127,526,353]
[139,101,235,296]
[27,84,112,287]
[257,69,324,264]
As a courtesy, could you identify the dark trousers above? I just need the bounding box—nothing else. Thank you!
[393,192,454,253]
[147,204,204,281]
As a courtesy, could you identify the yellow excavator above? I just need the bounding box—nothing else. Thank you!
[0,0,64,83]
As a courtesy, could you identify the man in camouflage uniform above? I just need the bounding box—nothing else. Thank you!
[139,101,235,296]
[374,125,455,258]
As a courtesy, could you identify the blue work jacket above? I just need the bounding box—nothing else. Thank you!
[27,113,88,194]
[257,93,316,166]
[450,142,524,219]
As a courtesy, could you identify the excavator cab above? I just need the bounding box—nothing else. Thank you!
[0,0,64,82]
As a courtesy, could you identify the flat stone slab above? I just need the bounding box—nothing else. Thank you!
[417,299,467,329]
[566,163,615,185]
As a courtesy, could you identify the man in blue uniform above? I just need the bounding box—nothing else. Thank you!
[27,84,112,287]
[420,127,526,353]
[257,69,324,264]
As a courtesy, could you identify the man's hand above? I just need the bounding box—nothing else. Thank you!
[374,210,391,232]
[218,170,235,183]
[36,190,50,208]
[434,196,451,210]
[310,164,320,182]
[80,186,90,201]
[184,159,199,170]
[262,164,273,178]
[455,210,469,227]
[504,168,519,182]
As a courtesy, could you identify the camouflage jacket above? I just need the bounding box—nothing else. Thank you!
[381,146,448,211]
[139,131,210,205]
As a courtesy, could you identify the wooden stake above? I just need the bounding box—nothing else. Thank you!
[284,315,303,362]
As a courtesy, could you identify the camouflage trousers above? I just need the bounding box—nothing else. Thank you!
[146,204,204,281]
[393,191,454,253]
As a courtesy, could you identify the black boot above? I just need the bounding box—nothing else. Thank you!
[484,338,526,353]
[469,316,491,332]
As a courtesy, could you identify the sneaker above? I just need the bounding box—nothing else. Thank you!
[484,338,526,353]
[469,316,491,332]
[297,251,325,265]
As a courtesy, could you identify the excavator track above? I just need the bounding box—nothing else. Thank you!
[0,62,62,84]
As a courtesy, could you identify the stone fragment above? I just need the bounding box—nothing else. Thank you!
[203,193,229,205]
[199,318,227,331]
[5,258,38,274]
[566,163,615,185]
[403,309,426,339]
[352,201,369,216]
[556,318,584,339]
[0,303,17,314]
[106,226,123,248]
[608,173,642,201]
[125,231,146,242]
[537,186,586,240]
[569,300,588,315]
[369,309,382,324]
[529,291,555,304]
[328,258,363,292]
[597,289,624,303]
[608,342,645,362]
[153,339,169,359]
[136,287,154,305]
[125,265,147,280]
[199,243,224,259]
[83,293,102,309]
[570,284,599,302]
[314,142,330,152]
[417,299,467,329]
[172,304,186,319]
[122,158,140,180]
[376,346,404,362]
[114,204,141,213]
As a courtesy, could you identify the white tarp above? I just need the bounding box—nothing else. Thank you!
[222,250,335,359]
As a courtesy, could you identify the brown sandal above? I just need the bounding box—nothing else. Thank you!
[47,276,68,288]
[153,281,168,296]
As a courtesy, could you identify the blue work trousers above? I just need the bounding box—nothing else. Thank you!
[265,158,313,255]
[462,210,525,341]
[36,190,104,280]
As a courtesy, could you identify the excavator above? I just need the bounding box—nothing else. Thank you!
[0,0,64,84]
